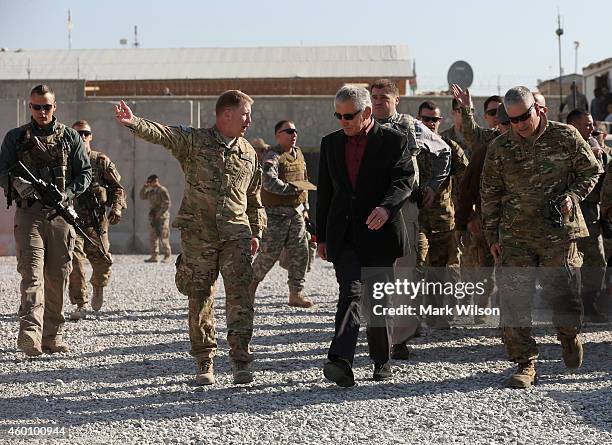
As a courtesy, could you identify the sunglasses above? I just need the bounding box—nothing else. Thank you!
[420,115,442,123]
[77,130,92,137]
[279,128,298,135]
[334,109,362,121]
[30,103,54,111]
[485,108,498,117]
[508,102,536,124]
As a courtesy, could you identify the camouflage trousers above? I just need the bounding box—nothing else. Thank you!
[460,230,496,314]
[14,203,75,345]
[577,223,607,312]
[178,230,254,363]
[149,217,171,258]
[417,230,461,320]
[252,210,308,292]
[68,216,113,307]
[498,238,583,364]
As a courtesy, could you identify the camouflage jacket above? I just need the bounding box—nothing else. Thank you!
[76,149,126,223]
[440,125,472,160]
[139,184,170,220]
[129,117,265,242]
[600,161,612,222]
[376,112,451,192]
[418,137,469,233]
[481,115,602,246]
[460,108,501,155]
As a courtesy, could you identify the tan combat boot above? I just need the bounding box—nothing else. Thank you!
[559,334,583,369]
[91,286,104,311]
[507,361,537,388]
[232,361,254,384]
[69,305,87,321]
[195,359,215,385]
[17,332,43,357]
[288,290,313,308]
[161,255,172,264]
[42,339,70,354]
[144,256,159,263]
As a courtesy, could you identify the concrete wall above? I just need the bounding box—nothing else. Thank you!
[0,82,562,255]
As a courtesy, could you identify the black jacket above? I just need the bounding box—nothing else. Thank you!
[316,121,416,264]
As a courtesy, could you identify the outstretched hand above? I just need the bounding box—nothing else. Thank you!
[451,84,473,110]
[115,100,135,125]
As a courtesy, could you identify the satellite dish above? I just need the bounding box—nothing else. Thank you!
[447,61,474,89]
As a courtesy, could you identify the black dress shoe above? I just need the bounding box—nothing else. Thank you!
[391,343,411,360]
[323,358,355,387]
[373,362,393,381]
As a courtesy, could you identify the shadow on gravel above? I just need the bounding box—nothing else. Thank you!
[0,370,506,430]
[99,309,186,322]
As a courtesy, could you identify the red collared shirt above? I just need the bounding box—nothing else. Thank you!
[345,119,374,189]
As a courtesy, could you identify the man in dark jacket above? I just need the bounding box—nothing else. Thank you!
[316,85,416,387]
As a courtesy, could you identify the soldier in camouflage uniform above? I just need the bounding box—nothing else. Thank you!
[0,85,92,356]
[481,86,601,388]
[68,120,126,320]
[116,90,266,386]
[250,120,313,308]
[567,110,609,323]
[370,79,451,359]
[139,174,172,263]
[451,84,511,325]
[415,101,468,330]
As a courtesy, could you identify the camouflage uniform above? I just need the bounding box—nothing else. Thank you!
[127,117,265,365]
[577,137,607,317]
[139,183,171,259]
[481,115,601,364]
[252,144,309,293]
[0,118,91,352]
[416,137,468,325]
[455,108,501,319]
[68,150,126,306]
[376,113,450,341]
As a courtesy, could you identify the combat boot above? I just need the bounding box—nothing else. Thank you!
[42,339,70,354]
[288,290,313,308]
[17,332,43,357]
[232,361,254,384]
[91,286,104,311]
[144,256,159,263]
[559,334,583,369]
[507,360,537,388]
[195,359,215,385]
[69,305,87,321]
[161,255,172,264]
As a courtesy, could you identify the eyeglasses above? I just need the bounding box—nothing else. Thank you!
[508,102,536,124]
[334,109,362,121]
[485,108,498,117]
[30,103,54,111]
[77,130,92,137]
[420,116,442,123]
[279,128,298,135]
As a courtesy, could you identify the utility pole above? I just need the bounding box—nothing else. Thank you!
[67,9,73,50]
[555,12,564,120]
[573,41,580,74]
[133,25,140,48]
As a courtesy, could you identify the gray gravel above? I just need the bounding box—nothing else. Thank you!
[0,255,610,444]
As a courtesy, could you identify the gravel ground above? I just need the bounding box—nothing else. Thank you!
[0,255,610,444]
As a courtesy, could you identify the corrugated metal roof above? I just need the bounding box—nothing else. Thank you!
[0,45,412,80]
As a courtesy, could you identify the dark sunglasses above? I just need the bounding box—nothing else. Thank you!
[30,103,54,111]
[334,109,362,121]
[485,108,498,117]
[77,130,92,137]
[508,102,535,124]
[420,115,442,123]
[279,128,298,135]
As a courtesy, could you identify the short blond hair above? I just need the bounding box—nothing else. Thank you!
[215,90,253,115]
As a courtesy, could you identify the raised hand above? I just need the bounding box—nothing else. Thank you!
[451,84,473,110]
[115,100,135,125]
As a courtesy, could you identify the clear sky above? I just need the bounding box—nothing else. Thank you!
[0,0,609,95]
